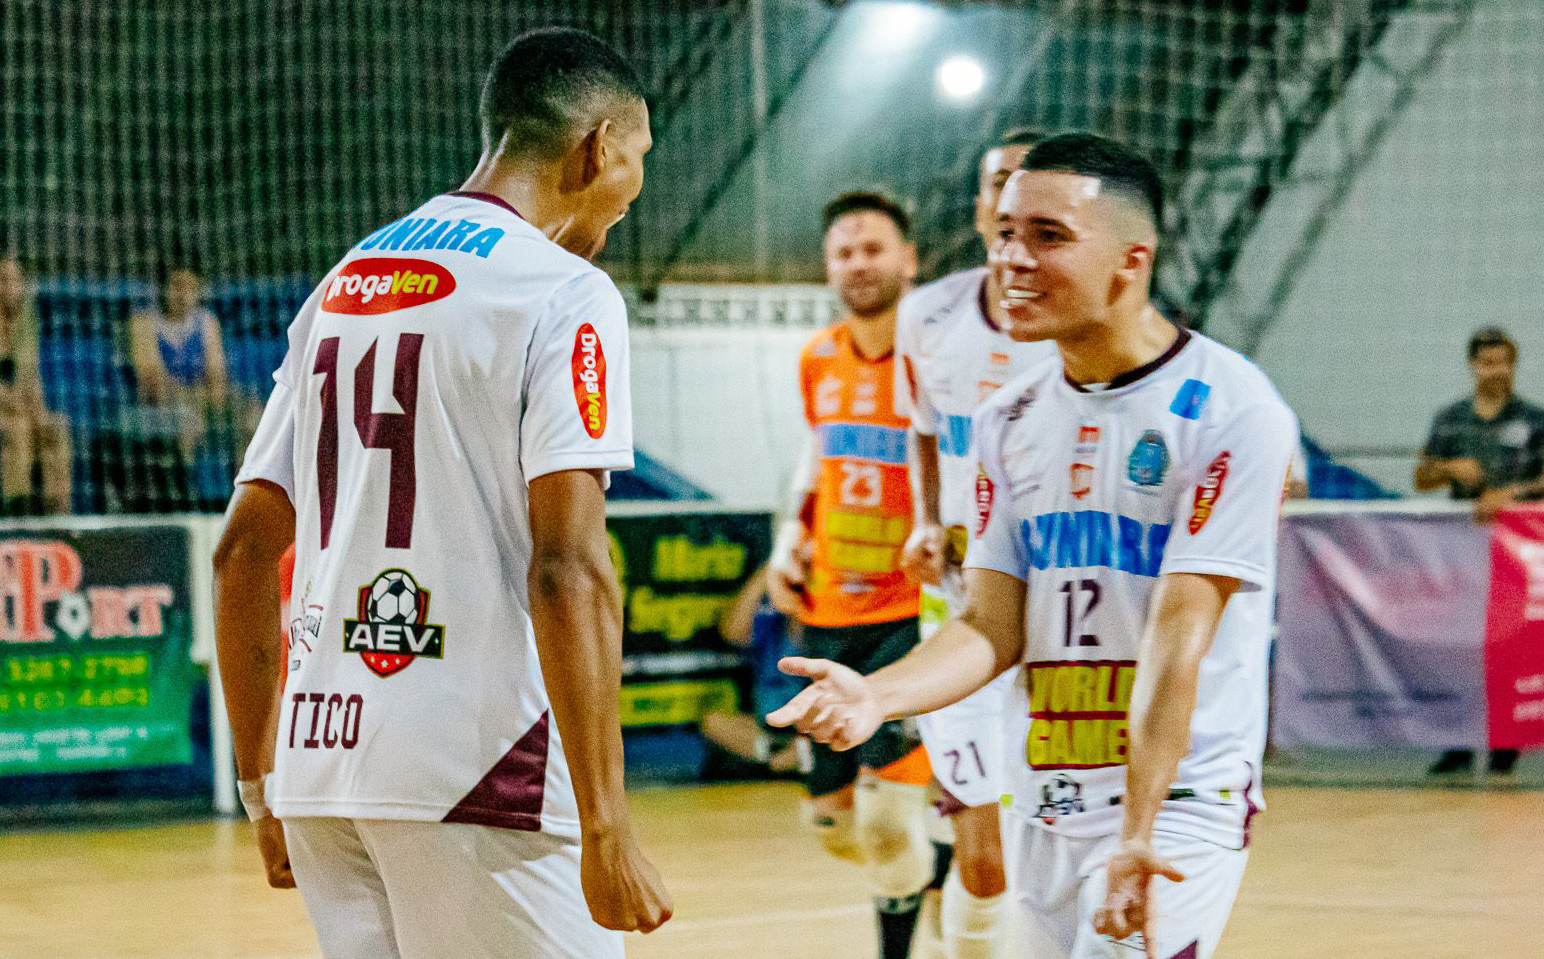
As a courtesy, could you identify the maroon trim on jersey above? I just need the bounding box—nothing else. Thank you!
[446,190,526,220]
[1242,762,1259,848]
[1064,325,1192,393]
[1166,941,1200,959]
[975,276,1003,334]
[935,784,969,818]
[442,711,549,831]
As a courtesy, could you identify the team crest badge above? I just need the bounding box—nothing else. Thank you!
[1127,430,1170,487]
[343,569,446,678]
[1036,774,1085,824]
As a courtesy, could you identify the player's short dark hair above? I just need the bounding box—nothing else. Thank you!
[1468,326,1517,361]
[1020,132,1164,228]
[821,191,911,240]
[478,27,646,157]
[995,126,1044,149]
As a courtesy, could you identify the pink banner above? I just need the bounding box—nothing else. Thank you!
[1483,506,1544,750]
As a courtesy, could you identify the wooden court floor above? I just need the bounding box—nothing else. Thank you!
[3,782,1541,959]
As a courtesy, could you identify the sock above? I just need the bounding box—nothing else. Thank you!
[929,840,954,891]
[941,868,1005,959]
[875,891,924,959]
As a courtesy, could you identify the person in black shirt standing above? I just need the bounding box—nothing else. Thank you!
[1416,326,1544,777]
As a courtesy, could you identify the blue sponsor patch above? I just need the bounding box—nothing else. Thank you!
[1170,379,1211,420]
[938,414,972,458]
[1126,430,1170,487]
[819,422,908,465]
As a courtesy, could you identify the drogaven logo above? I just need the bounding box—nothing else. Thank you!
[1189,451,1231,534]
[571,323,607,439]
[323,257,456,315]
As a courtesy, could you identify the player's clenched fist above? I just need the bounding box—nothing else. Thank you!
[900,521,947,585]
[765,657,885,751]
[581,831,674,933]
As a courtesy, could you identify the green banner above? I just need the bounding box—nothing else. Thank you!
[0,525,196,775]
[608,511,772,726]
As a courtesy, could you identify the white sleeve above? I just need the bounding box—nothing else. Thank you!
[520,271,635,483]
[235,381,297,503]
[893,297,938,436]
[962,406,1027,580]
[1159,400,1298,590]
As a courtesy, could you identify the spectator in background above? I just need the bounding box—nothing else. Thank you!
[128,263,233,451]
[699,561,807,779]
[0,255,72,515]
[125,263,260,510]
[1415,326,1544,778]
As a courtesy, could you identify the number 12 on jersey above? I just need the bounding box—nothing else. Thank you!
[313,334,422,550]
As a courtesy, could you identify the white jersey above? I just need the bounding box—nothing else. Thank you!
[237,191,634,839]
[966,328,1296,849]
[894,267,1055,584]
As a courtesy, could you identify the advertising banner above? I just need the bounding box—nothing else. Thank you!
[1273,512,1490,750]
[1483,506,1544,750]
[608,511,772,727]
[0,526,196,775]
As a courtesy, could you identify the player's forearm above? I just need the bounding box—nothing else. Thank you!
[1120,574,1231,843]
[212,536,286,780]
[869,611,1016,721]
[529,551,630,836]
[914,433,941,526]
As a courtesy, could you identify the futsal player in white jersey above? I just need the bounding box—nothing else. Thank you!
[771,133,1298,959]
[212,28,671,959]
[893,128,1055,959]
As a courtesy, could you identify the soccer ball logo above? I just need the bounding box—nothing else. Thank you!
[367,570,422,624]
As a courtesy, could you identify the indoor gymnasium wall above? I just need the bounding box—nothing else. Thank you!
[1210,0,1544,493]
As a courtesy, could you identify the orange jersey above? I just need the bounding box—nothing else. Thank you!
[798,322,919,628]
[278,542,296,685]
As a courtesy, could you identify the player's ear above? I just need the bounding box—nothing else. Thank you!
[1117,240,1154,286]
[902,241,919,283]
[578,118,613,187]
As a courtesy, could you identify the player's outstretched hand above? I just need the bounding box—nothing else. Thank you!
[900,522,947,585]
[765,657,884,751]
[255,815,296,889]
[1092,838,1185,959]
[581,830,674,933]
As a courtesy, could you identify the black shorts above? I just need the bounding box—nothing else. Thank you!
[800,616,922,798]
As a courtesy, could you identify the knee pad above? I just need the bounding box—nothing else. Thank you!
[855,779,932,898]
[804,802,864,865]
[941,868,1005,959]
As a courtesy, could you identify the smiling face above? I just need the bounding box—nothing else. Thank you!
[824,211,916,319]
[988,169,1155,343]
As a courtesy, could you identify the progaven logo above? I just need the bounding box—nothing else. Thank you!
[974,470,995,538]
[571,323,607,439]
[322,258,456,315]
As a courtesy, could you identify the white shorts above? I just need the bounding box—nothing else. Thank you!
[1001,814,1247,959]
[916,582,1014,810]
[284,818,623,959]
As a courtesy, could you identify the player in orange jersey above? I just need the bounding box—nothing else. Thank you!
[767,191,935,959]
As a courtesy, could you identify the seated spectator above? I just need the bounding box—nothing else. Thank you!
[699,562,808,779]
[1415,326,1544,778]
[0,255,72,515]
[122,263,258,510]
